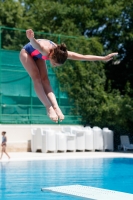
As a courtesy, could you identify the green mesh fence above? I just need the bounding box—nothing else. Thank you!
[0,26,82,124]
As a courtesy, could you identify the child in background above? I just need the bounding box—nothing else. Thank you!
[0,131,10,160]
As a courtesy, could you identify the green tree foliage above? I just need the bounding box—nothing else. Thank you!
[0,0,26,49]
[57,40,131,132]
[0,0,23,27]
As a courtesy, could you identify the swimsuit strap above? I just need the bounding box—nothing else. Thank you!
[38,39,55,47]
[49,40,55,46]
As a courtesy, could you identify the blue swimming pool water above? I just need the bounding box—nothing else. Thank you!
[0,158,133,200]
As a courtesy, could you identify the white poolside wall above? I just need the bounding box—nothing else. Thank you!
[0,124,82,152]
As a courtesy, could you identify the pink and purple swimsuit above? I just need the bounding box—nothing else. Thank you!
[23,40,54,61]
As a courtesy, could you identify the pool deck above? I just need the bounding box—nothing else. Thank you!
[1,151,133,162]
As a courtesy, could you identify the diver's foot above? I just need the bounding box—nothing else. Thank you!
[47,106,58,123]
[54,106,64,122]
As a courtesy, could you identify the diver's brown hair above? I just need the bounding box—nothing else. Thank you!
[52,43,68,64]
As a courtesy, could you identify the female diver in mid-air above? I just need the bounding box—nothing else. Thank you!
[19,29,118,123]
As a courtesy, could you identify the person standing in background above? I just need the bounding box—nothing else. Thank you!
[0,131,10,160]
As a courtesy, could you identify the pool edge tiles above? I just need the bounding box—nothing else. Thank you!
[1,152,133,162]
[41,185,133,200]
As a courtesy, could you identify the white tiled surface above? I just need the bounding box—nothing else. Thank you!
[0,152,133,162]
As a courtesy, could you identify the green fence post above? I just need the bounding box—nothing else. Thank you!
[0,27,2,124]
[30,78,32,124]
[58,34,61,44]
[57,34,61,124]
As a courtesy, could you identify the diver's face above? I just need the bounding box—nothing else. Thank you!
[50,58,61,67]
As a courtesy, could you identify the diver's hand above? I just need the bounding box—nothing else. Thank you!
[26,29,34,40]
[103,52,118,61]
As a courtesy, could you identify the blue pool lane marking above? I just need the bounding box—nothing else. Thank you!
[41,185,133,200]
